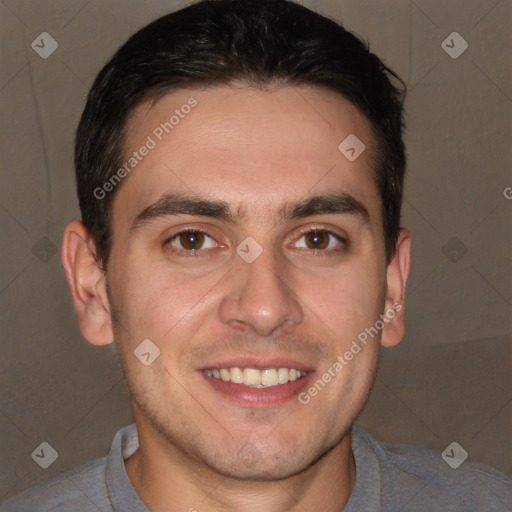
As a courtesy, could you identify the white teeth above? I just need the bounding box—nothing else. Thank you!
[277,367,289,384]
[243,368,261,386]
[203,367,307,387]
[261,369,278,386]
[230,367,244,384]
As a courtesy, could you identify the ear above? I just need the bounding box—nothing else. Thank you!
[61,220,114,346]
[381,228,411,348]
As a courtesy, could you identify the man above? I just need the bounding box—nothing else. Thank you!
[2,0,511,510]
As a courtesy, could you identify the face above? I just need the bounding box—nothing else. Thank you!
[79,84,405,480]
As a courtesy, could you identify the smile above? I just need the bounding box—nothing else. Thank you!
[203,367,308,388]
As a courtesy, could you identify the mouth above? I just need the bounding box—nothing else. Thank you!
[202,367,308,388]
[199,360,314,406]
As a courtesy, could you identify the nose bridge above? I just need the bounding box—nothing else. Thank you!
[219,239,304,336]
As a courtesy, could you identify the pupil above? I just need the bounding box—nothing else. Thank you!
[181,232,203,250]
[307,231,327,249]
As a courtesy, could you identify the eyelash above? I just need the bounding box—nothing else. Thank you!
[163,227,348,257]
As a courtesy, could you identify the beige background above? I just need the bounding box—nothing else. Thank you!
[0,0,511,500]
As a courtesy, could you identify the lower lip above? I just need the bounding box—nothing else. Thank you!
[200,371,315,406]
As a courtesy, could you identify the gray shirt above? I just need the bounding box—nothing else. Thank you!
[1,423,511,511]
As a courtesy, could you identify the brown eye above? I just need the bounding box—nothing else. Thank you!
[293,229,346,253]
[178,231,205,250]
[304,230,330,250]
[166,230,217,253]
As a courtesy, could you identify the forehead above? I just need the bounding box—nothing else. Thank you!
[112,84,381,231]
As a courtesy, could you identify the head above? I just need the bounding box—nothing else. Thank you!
[63,0,411,481]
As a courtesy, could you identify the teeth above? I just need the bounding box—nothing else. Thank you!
[277,367,289,384]
[230,367,244,384]
[261,369,278,386]
[203,367,308,387]
[243,368,261,386]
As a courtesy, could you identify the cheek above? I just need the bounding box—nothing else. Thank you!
[114,258,221,347]
[298,259,384,334]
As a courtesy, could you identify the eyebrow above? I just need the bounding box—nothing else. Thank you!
[130,191,370,233]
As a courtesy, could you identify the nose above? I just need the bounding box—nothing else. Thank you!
[218,244,304,337]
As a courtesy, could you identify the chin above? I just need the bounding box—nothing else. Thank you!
[203,437,336,482]
[207,456,310,482]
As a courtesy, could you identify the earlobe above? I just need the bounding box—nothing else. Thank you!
[61,220,114,346]
[381,228,411,348]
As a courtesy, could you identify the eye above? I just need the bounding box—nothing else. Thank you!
[165,229,218,254]
[293,228,347,252]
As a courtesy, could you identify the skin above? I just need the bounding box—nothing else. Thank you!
[62,84,411,512]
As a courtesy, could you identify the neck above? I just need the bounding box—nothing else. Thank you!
[125,418,356,512]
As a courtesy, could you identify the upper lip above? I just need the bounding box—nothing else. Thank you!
[198,356,314,372]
